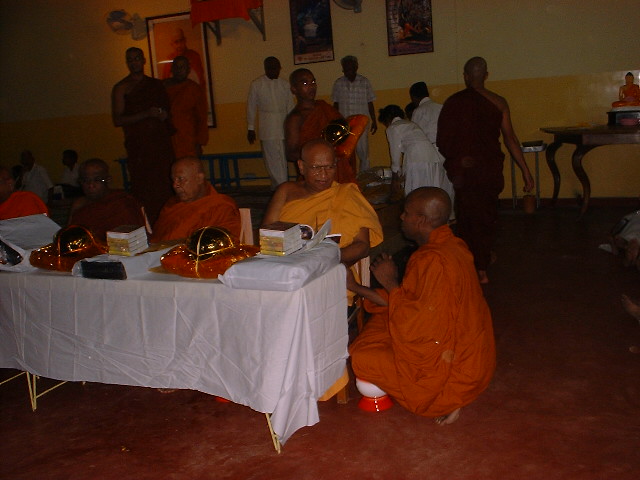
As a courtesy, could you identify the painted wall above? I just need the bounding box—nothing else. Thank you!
[1,0,638,197]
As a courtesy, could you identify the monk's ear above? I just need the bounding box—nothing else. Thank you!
[297,159,304,175]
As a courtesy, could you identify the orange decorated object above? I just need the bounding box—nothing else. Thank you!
[30,225,108,272]
[160,226,259,278]
[327,114,368,158]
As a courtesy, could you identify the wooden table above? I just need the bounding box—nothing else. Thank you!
[540,125,640,215]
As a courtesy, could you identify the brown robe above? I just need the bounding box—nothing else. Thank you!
[166,79,209,158]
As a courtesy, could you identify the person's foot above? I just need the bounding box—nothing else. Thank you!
[435,408,461,426]
[622,294,640,324]
[623,239,639,267]
[478,270,489,284]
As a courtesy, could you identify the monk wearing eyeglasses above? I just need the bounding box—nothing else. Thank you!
[285,68,356,183]
[68,158,147,241]
[262,139,382,277]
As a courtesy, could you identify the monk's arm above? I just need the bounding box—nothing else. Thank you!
[340,227,370,267]
[345,267,388,306]
[111,83,166,127]
[261,184,289,226]
[284,112,303,163]
[499,99,534,192]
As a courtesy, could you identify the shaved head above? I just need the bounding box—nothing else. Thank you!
[463,56,488,88]
[171,157,207,203]
[407,187,452,228]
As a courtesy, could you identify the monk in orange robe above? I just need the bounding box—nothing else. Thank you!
[285,68,356,183]
[164,56,209,158]
[262,139,382,303]
[68,159,146,241]
[348,187,496,424]
[0,166,49,220]
[151,157,240,242]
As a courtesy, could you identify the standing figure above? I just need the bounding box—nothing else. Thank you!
[331,55,377,172]
[437,56,534,284]
[246,57,295,189]
[112,47,175,224]
[164,56,209,159]
[19,150,53,203]
[285,68,356,183]
[378,105,453,201]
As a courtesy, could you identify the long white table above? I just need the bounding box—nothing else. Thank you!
[0,264,348,446]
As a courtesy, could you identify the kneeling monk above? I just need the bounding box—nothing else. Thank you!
[151,157,241,243]
[348,187,495,424]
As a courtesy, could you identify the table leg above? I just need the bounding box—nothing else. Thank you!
[571,145,598,216]
[545,142,562,206]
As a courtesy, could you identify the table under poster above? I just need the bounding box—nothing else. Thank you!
[0,243,348,447]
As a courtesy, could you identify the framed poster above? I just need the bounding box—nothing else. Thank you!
[289,0,334,65]
[386,0,434,56]
[146,12,216,127]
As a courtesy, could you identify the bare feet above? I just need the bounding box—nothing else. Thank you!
[478,270,489,284]
[435,408,461,426]
[622,294,640,324]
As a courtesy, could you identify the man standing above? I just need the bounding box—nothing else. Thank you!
[112,47,175,224]
[246,57,295,189]
[331,55,377,173]
[19,150,53,203]
[410,81,441,146]
[437,57,534,284]
[348,187,495,425]
[164,56,209,159]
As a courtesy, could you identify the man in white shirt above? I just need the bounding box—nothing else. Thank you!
[20,150,53,203]
[410,81,442,148]
[331,55,377,173]
[247,57,295,189]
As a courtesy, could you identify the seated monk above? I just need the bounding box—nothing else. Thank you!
[262,138,383,300]
[151,157,241,243]
[612,72,640,108]
[0,165,49,220]
[348,187,496,425]
[68,158,146,241]
[285,68,356,183]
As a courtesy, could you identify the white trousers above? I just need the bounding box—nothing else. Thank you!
[355,119,370,172]
[261,139,288,188]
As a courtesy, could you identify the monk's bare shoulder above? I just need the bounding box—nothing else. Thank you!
[277,180,310,203]
[479,88,509,113]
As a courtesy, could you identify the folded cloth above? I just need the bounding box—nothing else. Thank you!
[218,240,341,291]
[0,214,61,250]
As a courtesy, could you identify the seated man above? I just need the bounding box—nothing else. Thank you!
[285,68,356,183]
[151,157,241,242]
[0,165,49,220]
[348,187,496,425]
[68,158,146,241]
[262,138,382,276]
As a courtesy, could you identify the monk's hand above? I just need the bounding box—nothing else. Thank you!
[371,253,399,292]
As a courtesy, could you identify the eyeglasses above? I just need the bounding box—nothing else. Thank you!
[306,163,337,175]
[79,176,107,185]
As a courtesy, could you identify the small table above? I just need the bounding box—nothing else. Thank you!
[540,125,640,215]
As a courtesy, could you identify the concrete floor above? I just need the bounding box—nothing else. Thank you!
[2,199,640,479]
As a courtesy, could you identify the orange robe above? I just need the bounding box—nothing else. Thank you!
[350,225,496,417]
[68,190,146,242]
[151,183,241,242]
[0,191,48,220]
[299,100,356,184]
[166,79,209,158]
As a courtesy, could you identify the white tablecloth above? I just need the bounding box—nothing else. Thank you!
[0,264,348,444]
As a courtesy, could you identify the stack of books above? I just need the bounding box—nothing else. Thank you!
[106,225,148,256]
[259,221,303,256]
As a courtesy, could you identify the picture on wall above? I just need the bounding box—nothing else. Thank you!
[146,12,216,127]
[289,0,334,65]
[386,0,434,56]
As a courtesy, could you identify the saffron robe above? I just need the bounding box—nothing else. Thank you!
[298,100,356,184]
[437,87,505,270]
[350,225,496,417]
[122,75,175,224]
[151,183,241,242]
[166,79,209,158]
[68,190,146,242]
[279,182,383,251]
[0,191,48,220]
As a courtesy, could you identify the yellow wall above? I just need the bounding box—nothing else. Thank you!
[1,0,638,197]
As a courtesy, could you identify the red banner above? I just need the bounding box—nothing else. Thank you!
[190,0,263,25]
